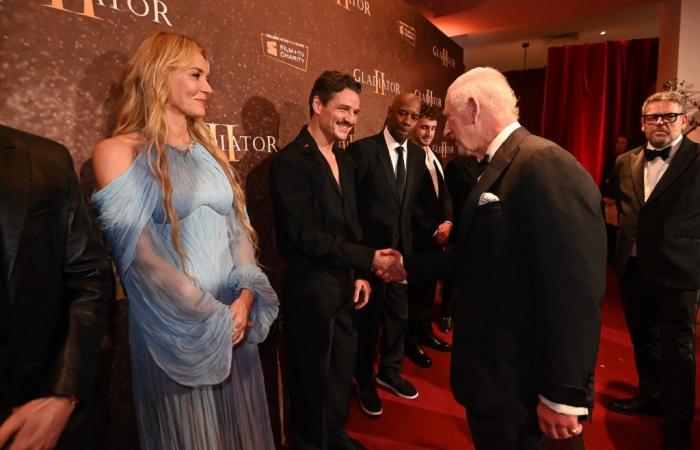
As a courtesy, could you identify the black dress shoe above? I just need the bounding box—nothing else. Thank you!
[439,316,453,333]
[349,437,367,450]
[420,330,451,352]
[405,342,432,368]
[608,396,662,417]
[662,441,689,450]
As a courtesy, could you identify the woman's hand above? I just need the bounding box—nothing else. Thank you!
[229,288,254,345]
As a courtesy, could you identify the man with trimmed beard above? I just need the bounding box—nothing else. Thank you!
[348,92,428,416]
[404,103,452,368]
[270,71,405,450]
[406,67,604,449]
[608,91,700,450]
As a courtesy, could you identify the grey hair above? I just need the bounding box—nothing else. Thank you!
[446,67,519,123]
[642,91,688,114]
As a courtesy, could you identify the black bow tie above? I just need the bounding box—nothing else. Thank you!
[644,146,671,161]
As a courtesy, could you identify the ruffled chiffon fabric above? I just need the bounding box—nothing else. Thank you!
[92,144,278,450]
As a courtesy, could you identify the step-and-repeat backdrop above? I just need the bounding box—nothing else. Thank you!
[0,0,463,447]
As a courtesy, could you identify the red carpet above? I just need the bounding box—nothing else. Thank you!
[347,270,700,449]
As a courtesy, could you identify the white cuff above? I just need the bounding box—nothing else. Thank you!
[538,395,588,416]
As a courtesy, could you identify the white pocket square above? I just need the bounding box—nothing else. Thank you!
[478,192,500,205]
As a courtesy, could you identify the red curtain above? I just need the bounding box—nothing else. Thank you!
[504,68,546,136]
[541,38,658,183]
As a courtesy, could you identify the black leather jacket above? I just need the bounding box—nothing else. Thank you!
[0,124,113,420]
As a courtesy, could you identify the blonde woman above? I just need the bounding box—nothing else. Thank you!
[91,32,278,449]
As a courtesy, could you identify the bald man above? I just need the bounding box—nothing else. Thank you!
[348,93,429,416]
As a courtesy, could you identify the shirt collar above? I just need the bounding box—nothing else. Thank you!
[485,121,521,161]
[383,126,407,150]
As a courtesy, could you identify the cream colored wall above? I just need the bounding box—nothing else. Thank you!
[658,0,700,141]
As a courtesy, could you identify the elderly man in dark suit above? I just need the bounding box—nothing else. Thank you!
[607,91,700,450]
[270,71,404,450]
[0,124,113,450]
[405,67,605,450]
[348,92,428,416]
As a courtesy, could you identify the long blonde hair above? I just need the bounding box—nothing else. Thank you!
[112,31,257,270]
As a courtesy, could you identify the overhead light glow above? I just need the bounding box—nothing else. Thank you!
[600,31,607,36]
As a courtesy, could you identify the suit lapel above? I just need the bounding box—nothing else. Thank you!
[456,127,529,254]
[375,135,401,205]
[646,137,699,205]
[0,136,31,284]
[630,149,645,206]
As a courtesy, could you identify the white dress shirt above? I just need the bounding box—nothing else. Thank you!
[644,133,683,201]
[423,145,444,196]
[383,127,408,175]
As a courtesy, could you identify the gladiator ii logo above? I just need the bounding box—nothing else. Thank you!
[335,0,371,16]
[352,69,400,96]
[43,0,173,25]
[206,123,278,163]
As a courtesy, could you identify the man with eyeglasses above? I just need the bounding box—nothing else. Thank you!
[609,91,700,450]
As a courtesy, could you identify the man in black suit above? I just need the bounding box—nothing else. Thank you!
[607,91,700,450]
[440,148,482,333]
[349,92,427,416]
[270,71,404,450]
[404,104,452,368]
[406,67,605,449]
[0,124,113,450]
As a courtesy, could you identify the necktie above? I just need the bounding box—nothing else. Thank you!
[477,154,490,175]
[644,146,671,161]
[395,146,406,201]
[432,160,441,196]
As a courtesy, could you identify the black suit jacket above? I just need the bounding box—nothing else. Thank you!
[348,131,427,254]
[412,152,452,251]
[613,137,700,290]
[444,155,478,234]
[0,125,113,443]
[407,127,605,422]
[270,127,374,282]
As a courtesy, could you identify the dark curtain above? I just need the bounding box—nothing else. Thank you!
[541,38,658,183]
[504,68,546,135]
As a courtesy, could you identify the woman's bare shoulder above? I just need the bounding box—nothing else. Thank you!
[92,132,145,189]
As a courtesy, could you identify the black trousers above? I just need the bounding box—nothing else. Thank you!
[467,410,542,450]
[355,281,408,386]
[467,410,586,450]
[406,277,437,342]
[283,269,358,450]
[619,258,699,442]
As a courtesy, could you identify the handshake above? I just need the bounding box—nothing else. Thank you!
[372,249,407,283]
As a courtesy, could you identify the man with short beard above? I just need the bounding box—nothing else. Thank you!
[608,91,700,450]
[404,103,452,368]
[270,71,405,450]
[406,67,604,449]
[349,92,428,416]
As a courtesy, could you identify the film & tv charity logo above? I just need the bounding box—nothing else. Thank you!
[352,69,400,96]
[398,21,416,46]
[206,123,278,163]
[335,0,371,16]
[261,33,309,72]
[432,46,456,69]
[43,0,173,25]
